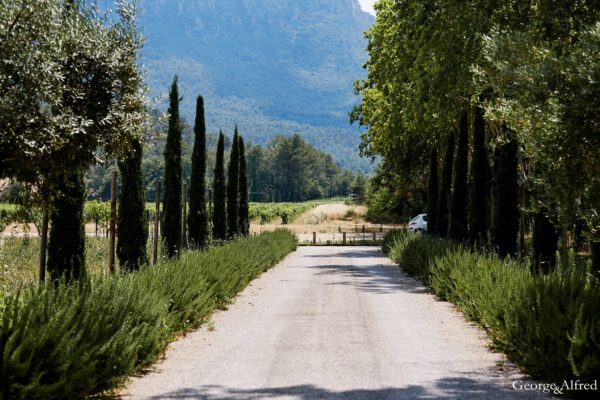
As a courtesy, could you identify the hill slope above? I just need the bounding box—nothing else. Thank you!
[137,0,374,171]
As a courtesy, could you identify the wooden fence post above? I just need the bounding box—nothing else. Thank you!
[153,181,161,265]
[108,171,117,273]
[312,232,316,245]
[343,232,346,245]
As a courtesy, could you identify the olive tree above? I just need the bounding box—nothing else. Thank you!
[0,0,145,281]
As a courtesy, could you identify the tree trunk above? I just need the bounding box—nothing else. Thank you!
[47,169,86,283]
[38,198,49,283]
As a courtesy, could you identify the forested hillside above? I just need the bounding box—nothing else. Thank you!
[135,0,374,172]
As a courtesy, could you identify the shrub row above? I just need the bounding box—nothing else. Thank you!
[0,229,297,400]
[383,230,600,397]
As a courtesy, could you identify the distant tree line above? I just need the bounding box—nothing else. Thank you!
[246,134,355,202]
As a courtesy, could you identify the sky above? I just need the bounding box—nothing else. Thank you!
[358,0,376,15]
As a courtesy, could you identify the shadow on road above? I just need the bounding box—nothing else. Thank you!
[302,248,382,259]
[136,376,545,399]
[297,248,427,295]
[312,263,428,295]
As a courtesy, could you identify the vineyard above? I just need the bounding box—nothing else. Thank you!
[248,201,318,224]
[0,200,323,233]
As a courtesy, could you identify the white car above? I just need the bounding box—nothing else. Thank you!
[407,213,427,232]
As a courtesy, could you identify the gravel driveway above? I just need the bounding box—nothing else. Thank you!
[123,246,550,400]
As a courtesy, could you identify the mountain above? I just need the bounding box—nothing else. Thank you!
[136,0,374,172]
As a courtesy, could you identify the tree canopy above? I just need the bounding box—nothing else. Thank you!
[356,0,600,266]
[0,0,144,188]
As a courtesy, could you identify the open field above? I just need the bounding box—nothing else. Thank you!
[0,202,404,292]
[251,203,403,244]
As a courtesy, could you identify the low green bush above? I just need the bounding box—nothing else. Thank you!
[0,229,297,400]
[383,231,600,397]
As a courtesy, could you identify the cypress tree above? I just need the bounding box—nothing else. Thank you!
[468,104,491,247]
[212,131,227,240]
[188,95,209,248]
[47,169,86,283]
[226,128,240,238]
[117,137,148,271]
[238,135,250,236]
[426,147,438,235]
[592,241,600,275]
[437,133,454,237]
[491,133,519,258]
[531,209,558,274]
[163,77,182,257]
[449,112,469,241]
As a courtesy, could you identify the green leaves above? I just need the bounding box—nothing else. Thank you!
[0,0,145,186]
[0,230,297,399]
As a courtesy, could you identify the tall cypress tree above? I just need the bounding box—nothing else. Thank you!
[531,209,558,274]
[592,241,600,275]
[47,168,86,283]
[188,95,209,248]
[227,129,240,238]
[437,133,454,237]
[163,77,182,257]
[449,112,469,241]
[491,133,519,258]
[238,135,250,236]
[426,147,439,235]
[212,131,227,240]
[117,137,148,271]
[468,104,491,247]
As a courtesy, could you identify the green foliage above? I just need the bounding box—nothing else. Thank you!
[247,134,354,202]
[227,129,240,238]
[238,136,250,236]
[381,229,407,255]
[384,231,600,393]
[364,161,425,223]
[83,201,112,224]
[47,169,86,283]
[212,132,227,240]
[0,237,117,297]
[163,77,183,257]
[350,174,367,204]
[0,230,297,399]
[249,201,317,224]
[0,0,144,190]
[0,204,15,232]
[188,96,209,248]
[356,0,600,256]
[117,138,148,271]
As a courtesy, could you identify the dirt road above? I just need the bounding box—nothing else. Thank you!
[123,247,549,400]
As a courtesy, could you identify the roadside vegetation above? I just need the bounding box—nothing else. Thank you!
[362,1,600,391]
[383,230,599,397]
[0,230,297,400]
[354,0,600,273]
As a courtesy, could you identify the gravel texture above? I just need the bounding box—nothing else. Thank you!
[123,246,551,400]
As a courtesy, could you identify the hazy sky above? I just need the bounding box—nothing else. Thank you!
[358,0,376,15]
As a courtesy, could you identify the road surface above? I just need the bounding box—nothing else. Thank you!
[123,246,549,400]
